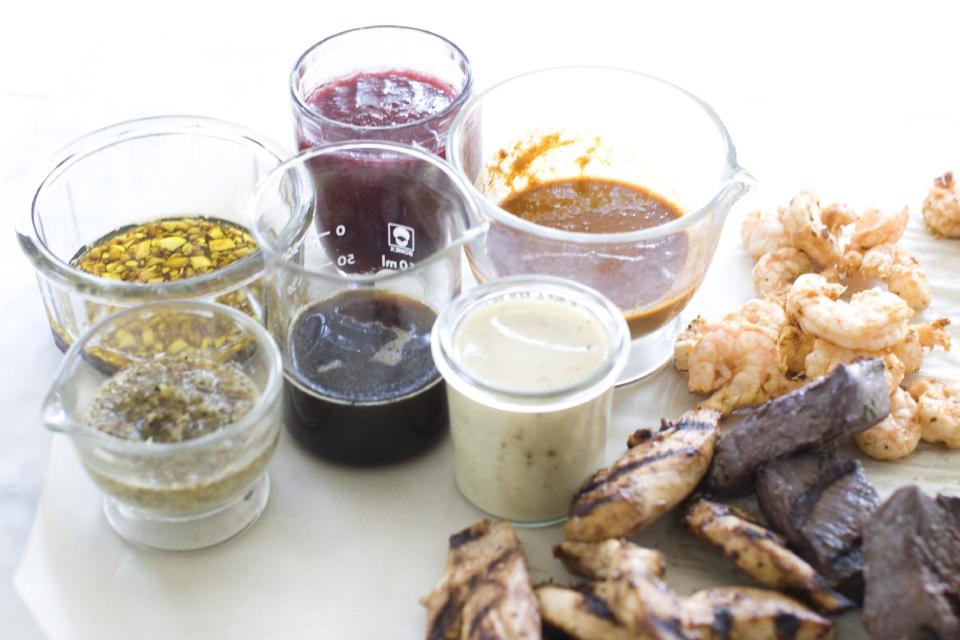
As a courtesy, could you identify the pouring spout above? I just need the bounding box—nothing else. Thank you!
[41,389,78,435]
[728,165,757,200]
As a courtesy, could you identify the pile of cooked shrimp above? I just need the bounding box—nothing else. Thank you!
[675,174,960,462]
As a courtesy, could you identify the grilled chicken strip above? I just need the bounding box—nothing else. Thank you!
[565,409,721,542]
[683,498,853,615]
[554,539,666,581]
[682,587,834,640]
[421,520,541,640]
[606,548,690,640]
[536,583,632,640]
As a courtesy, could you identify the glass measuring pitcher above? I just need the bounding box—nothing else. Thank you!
[448,67,755,384]
[251,141,479,465]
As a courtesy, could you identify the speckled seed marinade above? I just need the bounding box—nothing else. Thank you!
[448,297,611,523]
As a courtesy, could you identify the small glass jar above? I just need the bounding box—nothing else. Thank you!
[16,116,289,368]
[290,25,472,157]
[431,276,630,525]
[41,300,283,551]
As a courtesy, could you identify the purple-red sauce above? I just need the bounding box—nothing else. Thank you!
[305,69,456,128]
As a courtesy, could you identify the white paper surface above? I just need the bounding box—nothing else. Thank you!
[14,209,960,640]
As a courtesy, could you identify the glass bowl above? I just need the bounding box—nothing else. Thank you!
[41,300,283,551]
[447,66,754,384]
[16,115,289,370]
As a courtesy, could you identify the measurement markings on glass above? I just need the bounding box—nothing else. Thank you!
[317,225,347,240]
[381,255,415,270]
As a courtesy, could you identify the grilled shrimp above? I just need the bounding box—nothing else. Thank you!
[892,319,951,373]
[726,298,788,334]
[674,316,709,372]
[850,206,909,249]
[687,319,790,414]
[804,339,905,393]
[778,324,816,375]
[780,191,842,267]
[786,274,912,351]
[921,171,960,238]
[753,248,815,297]
[855,387,921,460]
[679,300,787,374]
[908,377,960,449]
[859,243,931,311]
[741,208,790,260]
[821,202,858,234]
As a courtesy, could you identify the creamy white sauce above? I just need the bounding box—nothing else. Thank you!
[448,297,612,523]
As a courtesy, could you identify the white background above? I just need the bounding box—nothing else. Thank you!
[3,1,960,637]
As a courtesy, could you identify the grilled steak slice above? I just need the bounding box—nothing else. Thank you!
[421,520,541,640]
[681,587,834,639]
[537,583,631,640]
[564,409,720,542]
[554,539,666,581]
[863,486,960,640]
[756,452,879,599]
[708,358,889,494]
[684,497,854,615]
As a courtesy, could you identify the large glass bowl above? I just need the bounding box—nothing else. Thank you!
[16,116,289,369]
[41,300,283,551]
[448,67,754,384]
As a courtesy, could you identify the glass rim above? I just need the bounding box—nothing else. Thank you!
[42,299,284,455]
[289,24,474,134]
[431,275,631,406]
[249,139,481,285]
[18,115,290,299]
[447,65,754,245]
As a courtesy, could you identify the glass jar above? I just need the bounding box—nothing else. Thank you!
[431,275,630,525]
[41,300,283,551]
[447,66,754,384]
[16,116,289,368]
[290,25,472,157]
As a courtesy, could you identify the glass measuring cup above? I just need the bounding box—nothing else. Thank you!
[448,67,755,384]
[251,141,479,465]
[41,300,283,551]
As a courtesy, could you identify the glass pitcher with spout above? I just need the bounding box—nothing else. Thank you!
[448,66,755,384]
[251,141,480,465]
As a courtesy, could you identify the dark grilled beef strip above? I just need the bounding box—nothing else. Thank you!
[708,358,889,494]
[756,452,879,600]
[863,486,960,640]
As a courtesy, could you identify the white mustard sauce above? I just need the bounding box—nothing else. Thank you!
[448,297,611,523]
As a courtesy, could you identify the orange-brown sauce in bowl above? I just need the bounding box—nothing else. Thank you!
[480,177,695,338]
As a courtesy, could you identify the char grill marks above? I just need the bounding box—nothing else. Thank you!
[707,358,889,494]
[683,497,854,615]
[546,539,833,639]
[564,409,720,542]
[554,539,666,581]
[682,587,834,640]
[422,520,541,640]
[756,453,879,599]
[862,486,960,640]
[537,583,632,640]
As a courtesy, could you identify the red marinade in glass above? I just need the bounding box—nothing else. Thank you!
[299,69,457,156]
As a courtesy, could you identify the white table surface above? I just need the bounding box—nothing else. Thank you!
[3,1,960,636]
